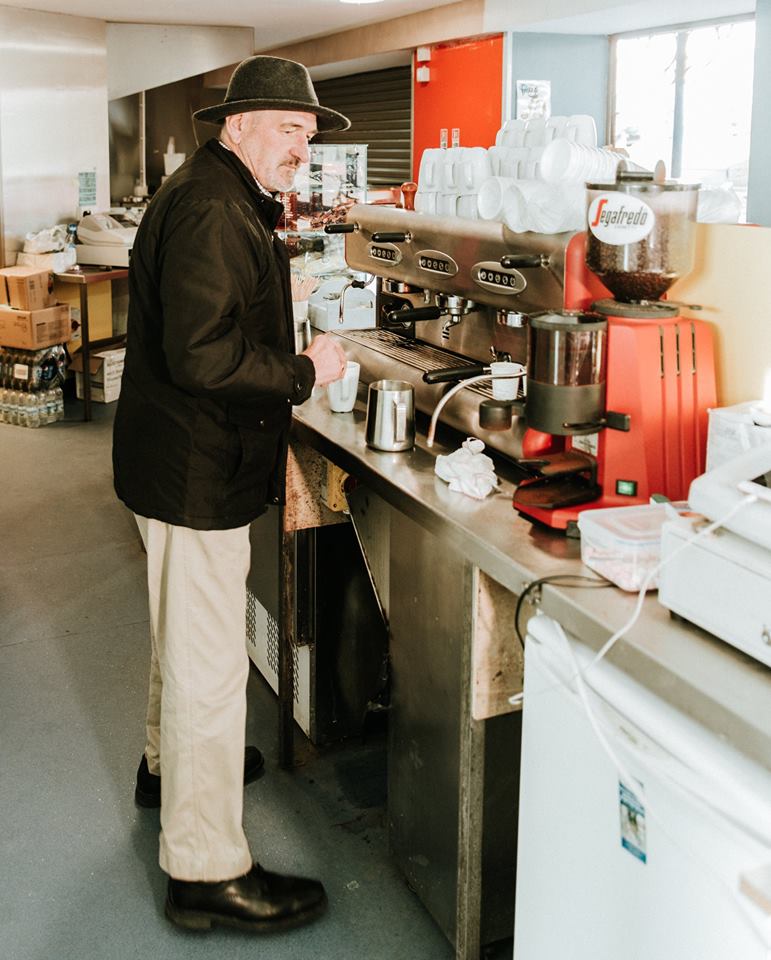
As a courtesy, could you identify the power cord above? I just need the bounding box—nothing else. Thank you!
[514,573,612,649]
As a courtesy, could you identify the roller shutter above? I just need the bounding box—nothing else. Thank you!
[313,66,412,187]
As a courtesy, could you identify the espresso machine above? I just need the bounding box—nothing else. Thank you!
[327,169,716,532]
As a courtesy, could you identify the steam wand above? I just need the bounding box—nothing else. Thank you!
[425,370,526,448]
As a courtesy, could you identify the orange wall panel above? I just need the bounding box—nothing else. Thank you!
[413,35,503,182]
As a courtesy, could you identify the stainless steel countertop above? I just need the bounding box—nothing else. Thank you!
[291,388,771,772]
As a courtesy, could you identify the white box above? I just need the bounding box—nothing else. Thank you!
[308,277,375,331]
[71,346,125,403]
[659,515,771,668]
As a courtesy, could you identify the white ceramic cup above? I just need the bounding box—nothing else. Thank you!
[438,193,459,216]
[457,147,492,191]
[414,190,438,214]
[418,148,443,189]
[565,114,598,146]
[478,177,519,220]
[500,118,527,147]
[456,194,480,219]
[327,360,360,413]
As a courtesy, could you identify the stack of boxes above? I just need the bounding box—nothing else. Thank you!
[0,266,70,427]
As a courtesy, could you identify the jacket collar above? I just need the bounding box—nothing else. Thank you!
[204,138,285,230]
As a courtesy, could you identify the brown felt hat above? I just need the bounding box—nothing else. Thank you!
[193,55,350,132]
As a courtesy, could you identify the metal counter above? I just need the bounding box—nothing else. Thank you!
[292,388,771,774]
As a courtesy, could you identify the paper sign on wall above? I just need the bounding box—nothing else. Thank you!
[516,80,551,121]
[78,171,97,209]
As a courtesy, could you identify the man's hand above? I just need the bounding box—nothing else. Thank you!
[301,334,347,387]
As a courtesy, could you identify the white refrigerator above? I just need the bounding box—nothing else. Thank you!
[513,614,771,960]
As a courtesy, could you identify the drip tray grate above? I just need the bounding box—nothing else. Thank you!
[337,329,494,399]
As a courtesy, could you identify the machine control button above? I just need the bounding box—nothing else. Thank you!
[368,242,402,266]
[416,249,458,277]
[471,261,527,296]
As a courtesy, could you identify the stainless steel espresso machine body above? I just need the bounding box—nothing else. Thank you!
[327,205,580,462]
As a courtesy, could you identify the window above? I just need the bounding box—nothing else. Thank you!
[610,17,755,218]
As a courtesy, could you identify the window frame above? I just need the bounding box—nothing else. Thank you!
[608,13,755,178]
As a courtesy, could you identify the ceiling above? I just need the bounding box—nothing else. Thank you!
[0,0,462,48]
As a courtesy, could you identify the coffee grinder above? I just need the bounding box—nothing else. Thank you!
[513,169,716,531]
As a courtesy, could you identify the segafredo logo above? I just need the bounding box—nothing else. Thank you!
[587,194,654,245]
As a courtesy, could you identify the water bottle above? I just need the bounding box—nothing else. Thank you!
[26,393,40,428]
[16,390,28,428]
[54,385,64,421]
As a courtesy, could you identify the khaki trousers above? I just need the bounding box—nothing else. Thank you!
[135,515,253,881]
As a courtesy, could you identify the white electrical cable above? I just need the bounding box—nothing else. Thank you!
[584,492,759,675]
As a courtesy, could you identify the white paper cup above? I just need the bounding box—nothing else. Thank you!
[490,361,524,400]
[327,361,360,413]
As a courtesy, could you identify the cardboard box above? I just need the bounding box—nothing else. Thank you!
[70,346,126,403]
[0,303,71,349]
[0,266,55,311]
[53,277,113,352]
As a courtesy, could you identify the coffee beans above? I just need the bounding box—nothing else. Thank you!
[586,208,695,303]
[593,270,675,302]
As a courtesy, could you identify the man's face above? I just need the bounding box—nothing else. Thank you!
[226,110,317,192]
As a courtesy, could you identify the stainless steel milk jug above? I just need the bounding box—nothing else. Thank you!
[365,380,415,451]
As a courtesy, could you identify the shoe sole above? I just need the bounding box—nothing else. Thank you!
[135,761,265,810]
[164,893,328,932]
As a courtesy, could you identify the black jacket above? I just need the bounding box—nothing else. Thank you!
[112,139,315,530]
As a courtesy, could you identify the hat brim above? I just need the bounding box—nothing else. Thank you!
[193,98,350,133]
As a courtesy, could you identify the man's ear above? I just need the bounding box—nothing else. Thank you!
[224,113,245,144]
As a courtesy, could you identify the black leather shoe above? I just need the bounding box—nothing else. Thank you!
[165,862,327,932]
[134,746,265,808]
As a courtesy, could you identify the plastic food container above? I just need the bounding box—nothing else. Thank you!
[577,503,674,591]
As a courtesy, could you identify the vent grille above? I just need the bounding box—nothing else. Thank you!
[313,67,411,187]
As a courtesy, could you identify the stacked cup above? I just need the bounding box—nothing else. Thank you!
[416,146,490,220]
[539,139,627,184]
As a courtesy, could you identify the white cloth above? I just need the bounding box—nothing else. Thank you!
[434,437,499,500]
[135,514,253,882]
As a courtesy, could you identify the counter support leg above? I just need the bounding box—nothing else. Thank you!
[278,519,295,769]
[456,711,485,960]
[79,285,91,422]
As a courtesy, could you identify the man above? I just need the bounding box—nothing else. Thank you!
[112,56,349,933]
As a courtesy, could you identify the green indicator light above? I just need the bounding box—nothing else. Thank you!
[616,479,638,497]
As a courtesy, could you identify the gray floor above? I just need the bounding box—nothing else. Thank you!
[0,399,473,960]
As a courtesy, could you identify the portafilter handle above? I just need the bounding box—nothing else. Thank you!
[423,364,488,384]
[385,305,442,325]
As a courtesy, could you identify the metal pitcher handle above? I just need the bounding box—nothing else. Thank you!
[394,399,407,443]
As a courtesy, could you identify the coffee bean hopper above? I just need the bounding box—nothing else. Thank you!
[514,168,717,530]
